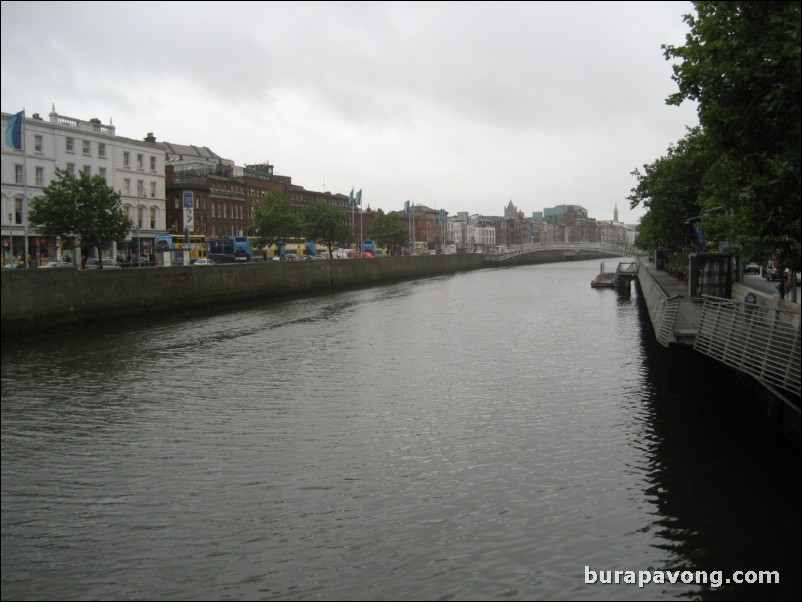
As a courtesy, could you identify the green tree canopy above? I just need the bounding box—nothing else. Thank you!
[299,201,352,259]
[367,209,408,255]
[629,127,713,250]
[250,189,300,247]
[662,1,801,264]
[28,169,133,267]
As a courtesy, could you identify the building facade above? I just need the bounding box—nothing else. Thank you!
[2,109,166,264]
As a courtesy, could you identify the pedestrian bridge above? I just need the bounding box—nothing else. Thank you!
[490,242,635,263]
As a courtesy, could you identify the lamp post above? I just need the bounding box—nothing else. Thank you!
[137,189,145,267]
[7,212,12,265]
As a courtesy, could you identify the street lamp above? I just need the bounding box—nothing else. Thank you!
[137,188,145,267]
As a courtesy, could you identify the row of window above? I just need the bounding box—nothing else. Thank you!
[13,164,159,198]
[125,205,159,230]
[170,194,247,220]
[35,135,159,172]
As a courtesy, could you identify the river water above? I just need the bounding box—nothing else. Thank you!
[1,259,799,601]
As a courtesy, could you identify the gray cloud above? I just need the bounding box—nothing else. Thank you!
[2,0,698,222]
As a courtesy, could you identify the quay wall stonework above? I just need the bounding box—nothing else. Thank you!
[1,254,486,338]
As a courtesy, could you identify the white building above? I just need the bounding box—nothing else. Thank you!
[2,108,166,264]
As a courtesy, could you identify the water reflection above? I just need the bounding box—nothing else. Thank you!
[1,259,798,601]
[632,291,801,601]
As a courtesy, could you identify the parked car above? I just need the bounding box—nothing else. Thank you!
[763,262,782,281]
[744,262,761,275]
[192,258,215,266]
[39,261,76,269]
[84,258,121,269]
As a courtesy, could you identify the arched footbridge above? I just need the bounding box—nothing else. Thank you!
[489,242,637,263]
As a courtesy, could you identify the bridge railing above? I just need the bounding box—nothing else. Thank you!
[492,242,635,262]
[695,296,801,398]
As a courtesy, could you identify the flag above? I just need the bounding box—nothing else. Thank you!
[349,188,354,206]
[355,189,362,207]
[439,208,445,221]
[404,200,410,216]
[5,110,24,150]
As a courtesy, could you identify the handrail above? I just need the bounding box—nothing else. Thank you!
[695,296,801,399]
[492,242,635,262]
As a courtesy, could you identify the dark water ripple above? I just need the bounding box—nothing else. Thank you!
[2,260,799,601]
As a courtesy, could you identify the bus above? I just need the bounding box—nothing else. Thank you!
[209,236,254,261]
[270,237,326,258]
[154,233,208,261]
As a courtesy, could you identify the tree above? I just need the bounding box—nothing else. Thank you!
[28,169,133,267]
[663,1,801,265]
[629,127,713,250]
[299,201,352,259]
[250,189,300,248]
[367,209,408,255]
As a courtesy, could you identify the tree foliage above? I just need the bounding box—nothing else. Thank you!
[629,127,713,250]
[300,201,352,258]
[367,209,408,255]
[661,1,800,264]
[250,189,300,247]
[28,169,133,266]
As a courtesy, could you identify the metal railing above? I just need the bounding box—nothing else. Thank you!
[695,296,801,398]
[636,260,703,347]
[492,242,635,262]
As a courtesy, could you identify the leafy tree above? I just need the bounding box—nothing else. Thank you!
[28,169,133,267]
[629,127,713,250]
[299,201,352,258]
[367,209,408,255]
[663,1,801,265]
[250,189,300,248]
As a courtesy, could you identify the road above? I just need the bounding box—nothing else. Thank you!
[742,272,799,303]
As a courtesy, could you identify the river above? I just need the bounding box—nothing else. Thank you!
[1,258,799,601]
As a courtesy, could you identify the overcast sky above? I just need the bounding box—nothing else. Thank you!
[2,1,699,224]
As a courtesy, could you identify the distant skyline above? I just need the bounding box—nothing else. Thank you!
[1,1,699,224]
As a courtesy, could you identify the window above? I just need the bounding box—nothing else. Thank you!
[15,198,23,224]
[150,156,156,171]
[123,178,130,195]
[99,167,107,182]
[137,154,143,170]
[15,164,23,184]
[66,163,75,176]
[98,143,106,158]
[82,140,90,155]
[123,151,130,168]
[174,196,179,209]
[35,166,44,186]
[83,165,91,176]
[34,135,43,152]
[66,137,74,152]
[150,181,156,198]
[150,207,156,229]
[137,180,144,197]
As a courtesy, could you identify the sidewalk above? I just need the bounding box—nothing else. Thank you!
[638,255,799,304]
[636,255,690,298]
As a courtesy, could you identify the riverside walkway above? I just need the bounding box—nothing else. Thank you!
[636,255,800,416]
